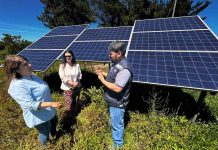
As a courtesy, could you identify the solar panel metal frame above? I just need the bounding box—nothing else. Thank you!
[126,15,218,91]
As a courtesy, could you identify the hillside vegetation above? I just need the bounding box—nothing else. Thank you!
[0,67,218,149]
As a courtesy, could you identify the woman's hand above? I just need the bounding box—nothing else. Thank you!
[67,80,76,88]
[74,82,81,88]
[51,102,62,109]
[68,80,81,88]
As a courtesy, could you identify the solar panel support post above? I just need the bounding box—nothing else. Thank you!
[172,0,177,17]
[191,91,207,123]
[41,72,46,80]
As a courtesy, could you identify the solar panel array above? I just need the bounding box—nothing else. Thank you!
[18,25,88,71]
[17,15,218,91]
[127,16,218,91]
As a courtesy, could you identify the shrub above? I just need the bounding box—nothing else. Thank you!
[73,87,112,149]
[1,79,218,149]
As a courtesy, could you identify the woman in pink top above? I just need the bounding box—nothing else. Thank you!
[59,50,82,114]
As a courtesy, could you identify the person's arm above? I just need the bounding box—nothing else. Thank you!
[95,68,120,92]
[98,73,123,93]
[77,64,82,81]
[9,82,62,111]
[8,84,44,111]
[39,102,62,109]
[98,69,131,93]
[72,64,82,88]
[59,64,69,84]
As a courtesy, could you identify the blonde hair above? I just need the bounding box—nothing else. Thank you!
[4,55,29,80]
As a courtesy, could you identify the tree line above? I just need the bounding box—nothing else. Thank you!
[0,0,211,56]
[38,0,210,28]
[0,34,32,58]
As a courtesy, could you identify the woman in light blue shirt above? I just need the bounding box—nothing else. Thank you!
[4,55,62,145]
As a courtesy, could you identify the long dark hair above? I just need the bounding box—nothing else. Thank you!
[62,49,76,65]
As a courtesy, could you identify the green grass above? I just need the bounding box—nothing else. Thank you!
[0,49,7,55]
[0,64,218,149]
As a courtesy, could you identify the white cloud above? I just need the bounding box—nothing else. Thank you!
[0,22,49,33]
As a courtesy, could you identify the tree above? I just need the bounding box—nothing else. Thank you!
[38,0,210,27]
[38,0,94,28]
[90,0,126,26]
[91,0,210,26]
[158,0,211,18]
[0,41,4,50]
[1,34,32,54]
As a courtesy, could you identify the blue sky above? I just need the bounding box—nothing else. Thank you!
[0,0,217,42]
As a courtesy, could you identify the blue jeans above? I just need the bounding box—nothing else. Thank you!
[35,116,57,145]
[109,106,125,147]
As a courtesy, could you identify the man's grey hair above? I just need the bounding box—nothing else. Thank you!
[108,41,126,55]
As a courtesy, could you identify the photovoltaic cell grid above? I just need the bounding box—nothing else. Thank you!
[19,50,62,71]
[128,51,218,90]
[19,24,88,71]
[76,27,132,41]
[127,15,218,91]
[134,16,207,32]
[27,36,77,49]
[45,25,88,36]
[65,27,132,62]
[129,30,218,51]
[67,41,128,62]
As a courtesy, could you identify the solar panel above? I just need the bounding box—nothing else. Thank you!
[61,41,128,62]
[17,24,88,72]
[127,15,218,91]
[129,30,218,51]
[26,36,77,49]
[134,16,207,32]
[19,50,62,71]
[63,27,132,62]
[128,51,218,91]
[45,24,88,36]
[76,27,132,41]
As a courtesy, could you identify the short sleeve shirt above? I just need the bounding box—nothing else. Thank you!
[115,69,131,88]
